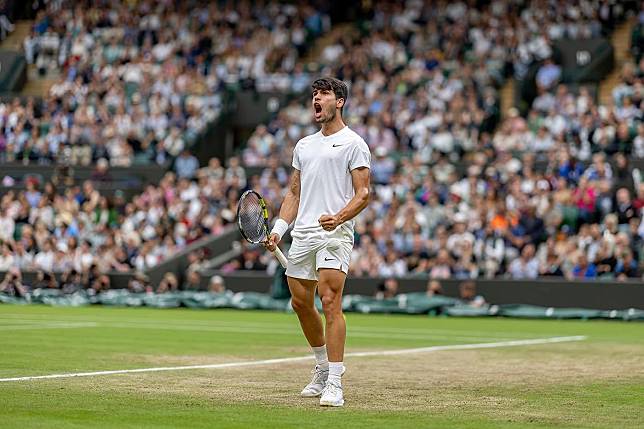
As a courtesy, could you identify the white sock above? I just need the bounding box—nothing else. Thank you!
[328,361,343,385]
[312,345,328,370]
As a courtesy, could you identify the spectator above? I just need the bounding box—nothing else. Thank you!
[429,250,452,279]
[615,188,637,226]
[458,281,486,308]
[183,271,202,291]
[539,249,564,277]
[508,244,539,279]
[426,279,444,297]
[30,271,57,290]
[0,268,28,298]
[615,250,641,280]
[157,272,179,294]
[128,272,151,293]
[375,278,399,300]
[91,158,113,182]
[208,275,227,294]
[536,58,562,91]
[174,150,200,180]
[0,243,14,270]
[60,269,83,294]
[570,254,598,279]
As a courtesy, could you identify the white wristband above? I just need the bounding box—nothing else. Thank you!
[270,218,289,240]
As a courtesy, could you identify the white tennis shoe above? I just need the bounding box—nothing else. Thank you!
[300,365,328,397]
[319,379,344,407]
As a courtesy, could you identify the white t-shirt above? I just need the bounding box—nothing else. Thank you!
[292,126,371,234]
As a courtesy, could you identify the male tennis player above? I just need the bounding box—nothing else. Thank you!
[266,77,371,407]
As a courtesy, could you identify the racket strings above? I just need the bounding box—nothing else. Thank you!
[238,195,267,243]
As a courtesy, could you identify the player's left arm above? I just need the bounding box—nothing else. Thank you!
[319,166,370,231]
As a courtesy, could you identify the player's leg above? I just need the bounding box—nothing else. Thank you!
[287,235,333,397]
[317,268,346,362]
[287,276,324,348]
[315,232,352,407]
[317,268,347,407]
[288,276,330,397]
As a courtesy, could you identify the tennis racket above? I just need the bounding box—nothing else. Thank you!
[237,190,288,268]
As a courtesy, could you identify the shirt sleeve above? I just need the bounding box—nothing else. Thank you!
[291,144,301,170]
[349,139,371,171]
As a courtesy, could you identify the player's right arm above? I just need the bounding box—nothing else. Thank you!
[266,169,300,251]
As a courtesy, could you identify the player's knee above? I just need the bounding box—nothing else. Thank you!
[321,292,341,315]
[291,296,313,314]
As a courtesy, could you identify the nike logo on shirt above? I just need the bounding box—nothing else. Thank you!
[324,257,335,261]
[332,144,343,147]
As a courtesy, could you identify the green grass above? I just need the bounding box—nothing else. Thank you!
[0,305,642,428]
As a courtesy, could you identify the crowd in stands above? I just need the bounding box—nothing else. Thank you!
[0,0,642,300]
[237,1,643,281]
[3,1,329,168]
[321,54,641,280]
[0,155,250,295]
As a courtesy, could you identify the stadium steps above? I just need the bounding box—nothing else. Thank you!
[303,23,356,65]
[499,79,514,119]
[21,65,58,97]
[0,20,31,51]
[0,20,58,97]
[598,17,636,106]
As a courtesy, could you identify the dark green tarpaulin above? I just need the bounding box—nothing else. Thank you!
[1,290,642,320]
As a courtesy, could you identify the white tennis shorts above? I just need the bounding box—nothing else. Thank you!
[285,226,354,281]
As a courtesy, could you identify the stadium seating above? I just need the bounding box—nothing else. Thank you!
[11,1,330,167]
[0,0,641,299]
[236,1,643,281]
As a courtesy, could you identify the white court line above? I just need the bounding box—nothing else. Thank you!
[0,335,586,383]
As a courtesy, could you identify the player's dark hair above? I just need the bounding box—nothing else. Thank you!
[312,77,348,114]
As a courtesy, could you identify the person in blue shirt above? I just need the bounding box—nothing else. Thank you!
[571,253,597,279]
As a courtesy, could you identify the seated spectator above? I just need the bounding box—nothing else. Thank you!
[429,250,453,279]
[426,279,444,297]
[0,242,14,271]
[128,272,151,293]
[0,267,29,298]
[186,250,207,274]
[157,273,179,294]
[60,269,83,295]
[86,264,110,295]
[235,248,268,271]
[208,275,227,294]
[174,150,200,180]
[458,281,486,308]
[375,278,399,300]
[539,250,564,277]
[91,158,113,182]
[508,244,539,279]
[32,271,58,290]
[536,58,562,91]
[570,254,598,279]
[615,188,637,226]
[615,250,641,280]
[183,271,202,291]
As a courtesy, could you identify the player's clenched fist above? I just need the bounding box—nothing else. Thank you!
[319,214,340,231]
[264,232,280,251]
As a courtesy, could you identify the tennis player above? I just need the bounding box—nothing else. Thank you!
[266,77,371,407]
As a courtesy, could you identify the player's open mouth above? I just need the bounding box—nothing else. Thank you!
[314,103,322,114]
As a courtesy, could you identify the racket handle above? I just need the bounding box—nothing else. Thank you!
[272,247,288,268]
